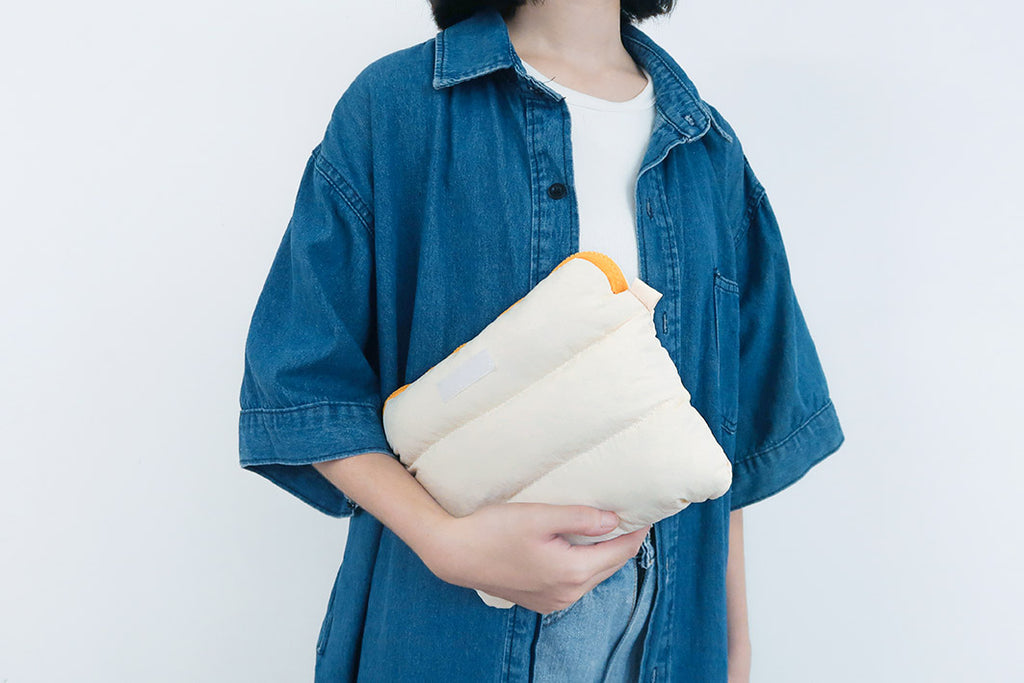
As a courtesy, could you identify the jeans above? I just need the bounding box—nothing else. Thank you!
[531,529,656,682]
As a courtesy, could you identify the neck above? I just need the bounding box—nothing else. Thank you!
[503,1,633,72]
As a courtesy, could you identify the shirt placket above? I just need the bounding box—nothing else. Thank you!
[523,87,578,287]
[513,67,686,680]
[634,152,682,683]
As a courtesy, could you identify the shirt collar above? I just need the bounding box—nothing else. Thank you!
[432,8,728,144]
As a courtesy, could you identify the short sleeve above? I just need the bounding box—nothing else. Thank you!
[237,143,395,518]
[728,158,846,510]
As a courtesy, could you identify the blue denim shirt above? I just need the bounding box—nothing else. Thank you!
[238,8,845,682]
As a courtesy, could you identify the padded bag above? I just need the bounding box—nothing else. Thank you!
[382,251,733,608]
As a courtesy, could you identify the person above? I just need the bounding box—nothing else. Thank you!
[236,1,846,681]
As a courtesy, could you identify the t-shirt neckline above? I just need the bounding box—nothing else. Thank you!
[519,58,655,112]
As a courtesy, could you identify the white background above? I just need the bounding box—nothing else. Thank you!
[2,1,1021,681]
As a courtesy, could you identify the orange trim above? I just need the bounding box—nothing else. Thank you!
[382,251,626,410]
[385,383,409,405]
[552,251,629,294]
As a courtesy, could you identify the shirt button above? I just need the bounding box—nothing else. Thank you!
[547,182,568,199]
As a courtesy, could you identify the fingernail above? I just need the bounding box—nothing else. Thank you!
[602,512,618,528]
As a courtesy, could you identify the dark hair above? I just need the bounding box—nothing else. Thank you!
[428,1,676,31]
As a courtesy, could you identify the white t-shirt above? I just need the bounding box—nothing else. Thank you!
[520,58,657,285]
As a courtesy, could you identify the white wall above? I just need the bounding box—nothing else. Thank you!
[1,1,1019,681]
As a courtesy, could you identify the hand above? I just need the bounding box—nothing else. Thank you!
[421,501,651,615]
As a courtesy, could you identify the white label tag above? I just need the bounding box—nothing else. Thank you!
[437,348,495,403]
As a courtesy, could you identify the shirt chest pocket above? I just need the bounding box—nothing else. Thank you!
[712,268,740,442]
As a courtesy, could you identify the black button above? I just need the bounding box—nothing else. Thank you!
[547,182,567,199]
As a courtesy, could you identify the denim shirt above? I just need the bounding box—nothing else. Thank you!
[237,8,845,682]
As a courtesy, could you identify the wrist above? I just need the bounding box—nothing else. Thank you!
[407,507,461,579]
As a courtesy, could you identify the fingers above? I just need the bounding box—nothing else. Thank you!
[538,504,620,537]
[569,524,651,578]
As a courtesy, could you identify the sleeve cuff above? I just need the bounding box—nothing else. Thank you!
[729,399,845,510]
[238,401,397,517]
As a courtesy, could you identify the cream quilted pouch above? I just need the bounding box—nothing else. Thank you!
[382,251,732,608]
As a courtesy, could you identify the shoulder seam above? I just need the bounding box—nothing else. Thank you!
[732,157,766,247]
[311,144,375,238]
[702,103,734,143]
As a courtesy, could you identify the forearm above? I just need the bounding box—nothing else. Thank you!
[727,508,752,679]
[312,452,453,562]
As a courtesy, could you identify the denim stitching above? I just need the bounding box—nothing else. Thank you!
[434,29,510,88]
[312,148,374,238]
[713,270,740,434]
[527,97,542,288]
[621,35,711,142]
[433,31,445,83]
[713,270,739,293]
[240,399,378,415]
[734,399,835,464]
[652,165,681,349]
[728,410,843,511]
[241,446,394,467]
[732,158,767,247]
[702,103,735,143]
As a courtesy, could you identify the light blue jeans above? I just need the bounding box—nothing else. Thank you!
[531,529,656,682]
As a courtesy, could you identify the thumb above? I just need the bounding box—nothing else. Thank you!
[546,505,620,537]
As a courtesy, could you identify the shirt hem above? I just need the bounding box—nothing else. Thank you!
[238,401,396,517]
[728,399,845,510]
